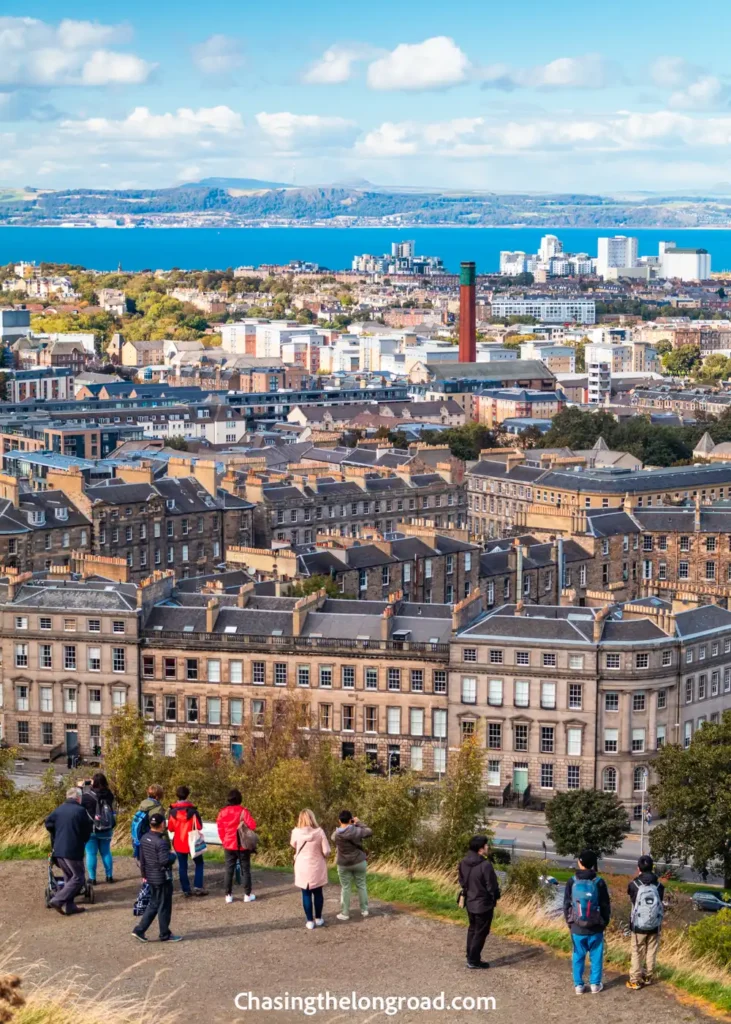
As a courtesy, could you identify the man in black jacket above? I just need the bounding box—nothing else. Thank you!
[45,786,93,916]
[458,835,501,969]
[132,813,182,943]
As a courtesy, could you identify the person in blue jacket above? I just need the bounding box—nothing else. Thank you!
[563,849,611,995]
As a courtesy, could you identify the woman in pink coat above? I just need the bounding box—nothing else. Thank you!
[290,808,331,930]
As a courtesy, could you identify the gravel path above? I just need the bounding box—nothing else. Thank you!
[0,857,707,1023]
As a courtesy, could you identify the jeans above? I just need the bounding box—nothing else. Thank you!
[301,886,324,923]
[50,858,85,910]
[630,931,660,984]
[466,909,494,965]
[337,861,368,916]
[85,832,114,881]
[224,849,251,896]
[177,852,204,893]
[571,932,605,987]
[133,880,173,940]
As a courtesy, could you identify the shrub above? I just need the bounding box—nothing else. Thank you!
[688,908,731,967]
[503,859,551,904]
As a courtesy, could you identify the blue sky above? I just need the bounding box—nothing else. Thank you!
[1,0,730,192]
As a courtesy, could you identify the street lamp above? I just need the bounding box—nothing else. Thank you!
[639,767,650,855]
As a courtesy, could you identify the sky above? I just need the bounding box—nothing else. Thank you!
[1,0,731,193]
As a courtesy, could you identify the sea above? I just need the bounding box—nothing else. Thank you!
[1,226,731,275]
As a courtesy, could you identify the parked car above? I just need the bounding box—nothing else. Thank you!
[691,891,731,913]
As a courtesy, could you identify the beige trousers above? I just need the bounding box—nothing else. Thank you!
[630,931,660,984]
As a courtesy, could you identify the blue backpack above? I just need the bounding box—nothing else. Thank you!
[131,809,151,847]
[569,876,604,928]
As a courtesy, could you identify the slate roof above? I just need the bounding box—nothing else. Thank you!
[425,360,555,382]
[10,579,137,611]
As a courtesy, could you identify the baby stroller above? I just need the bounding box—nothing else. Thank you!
[45,853,95,909]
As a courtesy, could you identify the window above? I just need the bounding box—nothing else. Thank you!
[15,616,27,630]
[461,677,476,704]
[40,686,53,713]
[540,763,554,789]
[63,645,76,670]
[16,685,29,712]
[17,722,29,746]
[365,668,379,691]
[706,561,717,581]
[207,697,221,726]
[568,684,583,710]
[662,650,672,667]
[686,649,693,664]
[207,659,221,683]
[432,708,447,739]
[295,665,310,688]
[252,662,265,685]
[387,707,401,735]
[165,696,177,722]
[542,653,556,667]
[112,620,125,635]
[186,697,199,724]
[487,760,501,787]
[514,680,529,708]
[64,687,77,714]
[680,536,690,552]
[698,675,707,700]
[657,689,667,710]
[143,695,155,720]
[489,649,503,665]
[64,618,76,632]
[41,722,53,746]
[514,723,528,751]
[111,647,125,673]
[39,644,52,669]
[656,724,666,748]
[633,692,646,712]
[274,663,287,686]
[487,723,502,749]
[685,678,694,703]
[410,708,424,736]
[712,671,720,697]
[635,653,649,670]
[40,617,52,631]
[112,688,126,710]
[87,687,101,715]
[515,651,530,666]
[684,721,692,748]
[604,728,618,753]
[409,669,424,693]
[319,666,333,688]
[434,748,446,775]
[633,766,647,792]
[463,648,477,663]
[567,728,582,756]
[342,666,355,689]
[540,681,556,710]
[186,658,198,681]
[540,726,555,753]
[230,698,243,727]
[567,765,581,790]
[569,655,584,671]
[488,679,503,706]
[14,643,28,668]
[603,766,617,792]
[605,653,620,669]
[388,668,401,691]
[85,646,102,673]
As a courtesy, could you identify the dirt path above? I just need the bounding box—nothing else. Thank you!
[0,857,707,1023]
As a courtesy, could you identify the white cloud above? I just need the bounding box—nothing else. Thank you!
[61,105,243,140]
[192,35,244,78]
[668,75,729,111]
[650,56,698,90]
[366,36,471,91]
[482,53,614,91]
[255,111,358,148]
[0,16,154,87]
[303,46,362,85]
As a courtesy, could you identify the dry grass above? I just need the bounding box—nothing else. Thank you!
[0,947,180,1024]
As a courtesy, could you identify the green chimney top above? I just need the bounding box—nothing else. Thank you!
[460,262,476,286]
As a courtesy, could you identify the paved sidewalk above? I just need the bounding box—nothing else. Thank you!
[0,856,707,1023]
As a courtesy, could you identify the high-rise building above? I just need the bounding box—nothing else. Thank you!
[539,234,563,263]
[596,236,639,279]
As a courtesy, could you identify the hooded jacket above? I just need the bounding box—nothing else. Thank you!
[167,800,203,854]
[628,871,665,934]
[139,829,176,886]
[458,851,501,915]
[291,826,331,890]
[138,796,164,819]
[216,804,257,851]
[563,868,611,935]
[331,822,372,867]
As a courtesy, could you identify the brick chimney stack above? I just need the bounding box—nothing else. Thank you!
[459,261,476,363]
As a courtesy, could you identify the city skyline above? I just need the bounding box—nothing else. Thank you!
[1,0,731,193]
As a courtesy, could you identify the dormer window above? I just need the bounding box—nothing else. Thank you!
[55,507,68,521]
[166,500,175,511]
[28,510,45,526]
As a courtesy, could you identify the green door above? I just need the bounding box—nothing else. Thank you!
[513,765,529,795]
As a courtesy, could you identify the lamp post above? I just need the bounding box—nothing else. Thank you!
[639,767,650,855]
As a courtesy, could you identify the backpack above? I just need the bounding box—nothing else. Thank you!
[237,812,259,852]
[631,882,664,932]
[87,789,115,833]
[133,881,151,917]
[131,809,151,847]
[569,876,604,928]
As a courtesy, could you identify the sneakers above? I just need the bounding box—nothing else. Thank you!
[306,921,316,930]
[643,977,654,987]
[361,909,369,918]
[590,984,604,995]
[574,986,585,996]
[132,931,148,943]
[182,891,193,899]
[315,918,325,927]
[161,935,183,943]
[467,962,490,970]
[244,893,256,902]
[225,894,234,904]
[626,981,642,991]
[336,913,350,921]
[193,888,208,897]
[105,877,115,884]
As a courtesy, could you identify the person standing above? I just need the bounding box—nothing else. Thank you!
[291,809,330,929]
[216,789,258,904]
[563,849,611,995]
[331,809,371,921]
[132,813,182,943]
[44,786,93,917]
[626,855,665,990]
[458,835,501,969]
[168,786,207,897]
[81,772,116,884]
[132,784,165,862]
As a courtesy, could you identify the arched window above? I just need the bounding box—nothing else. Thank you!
[602,766,617,792]
[633,766,647,792]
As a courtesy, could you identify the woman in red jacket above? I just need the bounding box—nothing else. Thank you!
[216,789,257,904]
[167,785,207,897]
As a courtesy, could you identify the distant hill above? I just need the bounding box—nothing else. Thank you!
[194,177,292,189]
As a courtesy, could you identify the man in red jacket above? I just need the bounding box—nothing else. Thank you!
[216,788,257,904]
[167,786,207,897]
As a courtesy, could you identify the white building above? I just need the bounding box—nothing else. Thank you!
[596,236,638,279]
[539,235,563,263]
[660,246,711,282]
[490,297,596,324]
[255,324,324,359]
[499,251,528,275]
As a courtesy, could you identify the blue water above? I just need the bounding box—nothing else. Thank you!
[1,226,730,274]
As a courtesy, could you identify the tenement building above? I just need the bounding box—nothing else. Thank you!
[139,580,454,776]
[449,594,731,815]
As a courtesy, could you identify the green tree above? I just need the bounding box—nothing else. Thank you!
[440,423,496,462]
[661,344,701,377]
[290,575,342,598]
[697,353,731,383]
[655,339,673,357]
[428,739,488,865]
[166,435,189,451]
[545,789,630,858]
[102,705,154,810]
[650,711,731,886]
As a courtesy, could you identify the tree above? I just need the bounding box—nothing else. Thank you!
[428,739,489,865]
[102,705,154,809]
[650,710,731,887]
[697,353,731,383]
[439,423,496,462]
[545,789,630,859]
[655,339,673,357]
[166,435,189,451]
[661,344,701,377]
[290,575,343,599]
